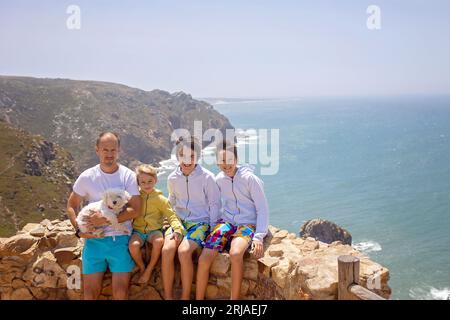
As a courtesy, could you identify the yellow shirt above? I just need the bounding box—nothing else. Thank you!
[133,188,185,235]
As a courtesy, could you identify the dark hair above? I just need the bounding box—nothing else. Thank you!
[96,132,121,147]
[216,139,238,160]
[175,135,202,158]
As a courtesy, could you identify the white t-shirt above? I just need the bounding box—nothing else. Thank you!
[73,164,140,237]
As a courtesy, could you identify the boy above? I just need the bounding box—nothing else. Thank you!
[196,140,269,300]
[129,164,185,284]
[164,136,220,300]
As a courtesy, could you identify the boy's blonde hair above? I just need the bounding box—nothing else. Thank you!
[135,164,158,179]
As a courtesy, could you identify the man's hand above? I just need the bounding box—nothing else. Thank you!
[82,210,110,228]
[250,240,264,259]
[78,230,105,239]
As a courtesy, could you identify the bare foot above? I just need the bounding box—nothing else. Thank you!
[138,269,152,284]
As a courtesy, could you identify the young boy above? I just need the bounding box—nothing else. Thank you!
[164,136,221,300]
[196,140,269,300]
[129,164,185,284]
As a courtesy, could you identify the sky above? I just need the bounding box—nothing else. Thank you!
[1,0,450,98]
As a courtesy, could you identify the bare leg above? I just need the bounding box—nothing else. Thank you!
[196,248,218,300]
[178,239,199,300]
[139,232,164,284]
[83,272,104,300]
[161,235,181,300]
[229,237,250,300]
[112,272,131,300]
[128,234,145,274]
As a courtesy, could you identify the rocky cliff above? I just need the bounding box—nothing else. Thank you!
[0,121,76,237]
[0,219,391,300]
[0,76,233,171]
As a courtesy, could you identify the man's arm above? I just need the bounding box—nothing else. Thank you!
[117,195,141,223]
[67,191,83,228]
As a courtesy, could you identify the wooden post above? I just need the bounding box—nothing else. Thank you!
[338,255,360,300]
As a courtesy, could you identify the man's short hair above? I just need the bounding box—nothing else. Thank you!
[96,132,121,147]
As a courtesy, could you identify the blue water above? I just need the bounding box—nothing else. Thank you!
[158,95,450,299]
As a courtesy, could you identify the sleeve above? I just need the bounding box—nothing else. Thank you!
[249,175,269,243]
[167,177,177,208]
[160,196,186,235]
[72,173,88,197]
[205,175,221,226]
[125,172,140,196]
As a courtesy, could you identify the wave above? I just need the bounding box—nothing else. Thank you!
[353,241,382,253]
[409,286,450,300]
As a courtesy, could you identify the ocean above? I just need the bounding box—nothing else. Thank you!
[156,95,450,300]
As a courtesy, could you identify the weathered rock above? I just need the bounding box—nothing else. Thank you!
[55,231,79,248]
[210,253,230,276]
[30,226,46,237]
[22,252,68,288]
[268,244,284,257]
[299,219,352,245]
[20,223,41,234]
[10,287,33,300]
[53,247,78,265]
[129,285,162,300]
[0,233,39,256]
[0,219,391,300]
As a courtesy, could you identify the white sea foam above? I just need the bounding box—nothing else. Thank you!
[158,155,178,176]
[409,286,450,300]
[353,241,382,253]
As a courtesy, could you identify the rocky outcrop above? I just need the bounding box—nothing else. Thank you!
[0,219,391,300]
[299,219,352,245]
[0,121,76,237]
[0,75,233,171]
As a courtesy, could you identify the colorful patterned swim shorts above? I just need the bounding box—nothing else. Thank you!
[165,220,209,247]
[202,221,256,252]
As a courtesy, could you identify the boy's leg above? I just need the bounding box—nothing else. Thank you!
[196,222,233,300]
[139,231,164,284]
[128,233,145,273]
[196,248,218,300]
[229,237,251,300]
[161,234,181,300]
[178,238,199,300]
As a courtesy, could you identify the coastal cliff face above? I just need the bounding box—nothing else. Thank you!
[0,219,391,300]
[0,121,76,237]
[0,76,233,171]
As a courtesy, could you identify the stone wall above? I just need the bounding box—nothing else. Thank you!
[0,219,391,300]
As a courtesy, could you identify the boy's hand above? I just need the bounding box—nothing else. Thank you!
[170,231,182,243]
[250,240,264,259]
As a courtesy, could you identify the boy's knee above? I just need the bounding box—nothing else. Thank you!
[178,246,192,260]
[129,241,141,250]
[229,249,245,261]
[153,237,164,248]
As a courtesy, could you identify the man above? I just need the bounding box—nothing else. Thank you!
[67,132,141,300]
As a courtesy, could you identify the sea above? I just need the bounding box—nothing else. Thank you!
[155,95,450,300]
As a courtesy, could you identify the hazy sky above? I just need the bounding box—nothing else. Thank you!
[1,0,450,98]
